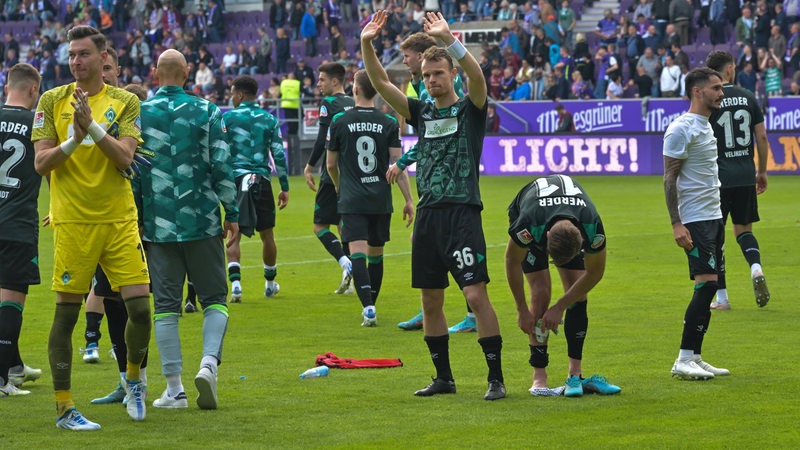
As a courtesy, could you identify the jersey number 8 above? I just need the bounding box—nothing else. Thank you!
[356,135,377,174]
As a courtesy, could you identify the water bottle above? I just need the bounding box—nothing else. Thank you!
[299,366,329,379]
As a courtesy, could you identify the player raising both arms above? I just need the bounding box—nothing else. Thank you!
[362,11,506,400]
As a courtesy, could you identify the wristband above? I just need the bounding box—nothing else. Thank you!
[60,137,77,156]
[87,120,108,143]
[446,39,467,60]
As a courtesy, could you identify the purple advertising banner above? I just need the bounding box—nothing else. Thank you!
[401,132,800,175]
[495,98,800,134]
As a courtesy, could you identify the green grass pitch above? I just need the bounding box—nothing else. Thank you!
[4,175,799,448]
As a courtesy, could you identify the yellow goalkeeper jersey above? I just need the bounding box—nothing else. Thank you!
[32,83,144,224]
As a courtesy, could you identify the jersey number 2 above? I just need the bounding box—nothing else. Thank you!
[0,139,26,189]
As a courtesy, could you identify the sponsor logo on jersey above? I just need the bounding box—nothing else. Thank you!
[33,111,45,128]
[516,229,534,245]
[423,117,458,138]
[60,113,72,120]
[320,105,328,117]
[104,107,116,123]
[590,234,605,250]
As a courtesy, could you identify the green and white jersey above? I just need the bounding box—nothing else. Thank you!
[327,107,400,215]
[136,86,238,243]
[508,175,606,253]
[398,74,466,168]
[407,96,486,210]
[0,105,40,243]
[307,93,354,185]
[223,101,289,192]
[709,84,764,188]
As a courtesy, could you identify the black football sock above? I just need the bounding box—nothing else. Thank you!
[367,256,383,304]
[0,302,23,385]
[104,298,129,373]
[316,228,346,261]
[681,281,717,352]
[737,232,762,267]
[564,301,588,361]
[351,253,372,308]
[478,335,504,383]
[424,334,452,381]
[264,265,277,281]
[84,311,103,346]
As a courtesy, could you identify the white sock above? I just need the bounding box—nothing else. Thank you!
[715,289,729,303]
[751,263,763,277]
[678,349,694,360]
[227,262,240,270]
[201,355,218,374]
[692,354,702,362]
[140,367,148,385]
[338,256,350,269]
[120,372,126,384]
[232,280,241,291]
[467,312,476,319]
[166,374,184,396]
[363,305,375,315]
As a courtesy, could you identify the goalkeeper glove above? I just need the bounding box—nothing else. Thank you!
[119,147,155,179]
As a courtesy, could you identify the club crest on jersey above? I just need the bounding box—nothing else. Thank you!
[591,234,605,250]
[320,105,328,117]
[104,107,116,123]
[220,117,227,133]
[33,111,45,128]
[516,229,534,245]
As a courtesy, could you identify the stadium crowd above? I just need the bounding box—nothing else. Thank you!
[2,0,800,105]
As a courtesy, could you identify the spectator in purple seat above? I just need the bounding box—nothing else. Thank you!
[753,1,771,50]
[760,49,783,97]
[768,25,787,66]
[643,24,660,50]
[606,71,623,99]
[593,44,619,99]
[236,43,256,75]
[502,45,521,75]
[788,72,800,96]
[774,3,789,37]
[290,0,305,40]
[570,70,594,99]
[788,22,800,73]
[542,14,561,45]
[222,45,238,75]
[670,43,689,73]
[709,0,726,45]
[275,27,290,73]
[736,44,756,73]
[496,1,513,21]
[659,53,681,97]
[499,66,518,99]
[330,24,346,57]
[270,0,288,35]
[786,0,800,23]
[558,0,577,47]
[323,0,342,34]
[635,14,650,36]
[205,0,224,43]
[662,23,680,48]
[628,64,654,97]
[528,26,548,63]
[620,23,645,80]
[294,59,315,85]
[668,0,692,46]
[637,46,662,96]
[735,7,754,51]
[595,9,618,45]
[197,45,214,69]
[632,0,651,24]
[195,61,216,95]
[736,61,757,93]
[301,4,318,57]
